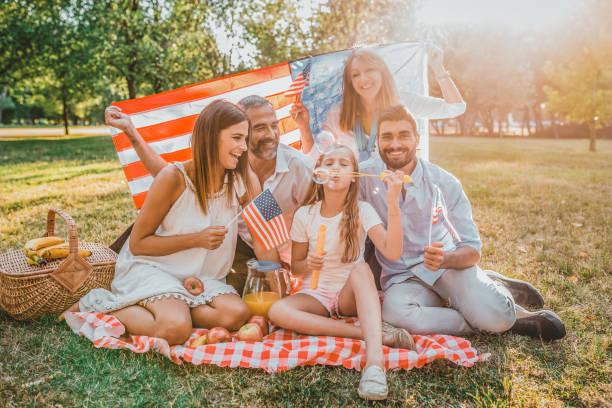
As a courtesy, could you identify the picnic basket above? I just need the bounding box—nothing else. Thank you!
[0,208,117,320]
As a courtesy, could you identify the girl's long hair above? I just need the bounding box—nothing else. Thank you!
[339,48,399,132]
[191,99,252,214]
[301,145,361,263]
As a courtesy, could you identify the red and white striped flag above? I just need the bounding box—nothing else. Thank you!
[110,63,302,209]
[283,62,310,98]
[241,189,290,251]
[428,185,462,245]
[432,194,443,225]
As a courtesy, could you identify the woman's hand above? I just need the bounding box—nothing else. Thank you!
[383,170,405,199]
[290,99,311,130]
[196,226,228,250]
[306,250,326,272]
[105,105,135,133]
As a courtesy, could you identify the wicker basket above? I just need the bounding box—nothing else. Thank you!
[0,208,117,320]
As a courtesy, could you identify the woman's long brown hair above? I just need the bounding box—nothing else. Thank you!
[339,48,399,132]
[301,145,361,263]
[191,99,252,214]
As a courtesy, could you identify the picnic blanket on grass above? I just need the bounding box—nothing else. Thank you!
[65,312,490,372]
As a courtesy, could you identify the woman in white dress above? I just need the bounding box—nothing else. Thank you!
[63,100,277,345]
[292,46,466,162]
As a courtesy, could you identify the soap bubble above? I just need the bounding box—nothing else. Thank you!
[315,131,336,154]
[313,167,330,184]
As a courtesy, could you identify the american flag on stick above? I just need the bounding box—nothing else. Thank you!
[284,62,311,98]
[242,189,290,251]
[428,185,462,245]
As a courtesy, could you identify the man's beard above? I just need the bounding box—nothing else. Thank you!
[380,147,412,169]
[250,138,279,160]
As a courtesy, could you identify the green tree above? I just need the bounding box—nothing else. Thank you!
[92,0,230,99]
[543,0,612,151]
[544,54,612,152]
[31,0,100,134]
[310,0,420,54]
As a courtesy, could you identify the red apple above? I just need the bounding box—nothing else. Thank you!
[237,323,263,342]
[183,276,204,296]
[206,327,231,344]
[247,315,269,336]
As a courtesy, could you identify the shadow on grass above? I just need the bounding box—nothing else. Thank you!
[0,136,118,165]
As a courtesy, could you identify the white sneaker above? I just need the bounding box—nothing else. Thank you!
[358,365,388,400]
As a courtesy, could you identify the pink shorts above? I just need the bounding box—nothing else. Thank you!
[296,288,344,317]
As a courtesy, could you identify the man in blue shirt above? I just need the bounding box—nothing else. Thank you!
[360,105,565,340]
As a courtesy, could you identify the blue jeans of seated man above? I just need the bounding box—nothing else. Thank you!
[381,266,516,336]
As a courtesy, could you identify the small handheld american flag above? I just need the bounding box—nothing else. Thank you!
[284,62,311,98]
[241,189,290,251]
[428,185,462,246]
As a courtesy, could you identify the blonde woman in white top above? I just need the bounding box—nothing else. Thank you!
[292,46,466,162]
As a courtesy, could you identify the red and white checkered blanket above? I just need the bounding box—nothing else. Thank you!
[64,312,489,372]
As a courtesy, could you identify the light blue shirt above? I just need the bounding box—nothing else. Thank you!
[359,156,481,289]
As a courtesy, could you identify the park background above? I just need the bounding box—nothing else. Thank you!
[1,0,611,407]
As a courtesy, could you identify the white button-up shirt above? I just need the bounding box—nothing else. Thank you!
[238,143,314,262]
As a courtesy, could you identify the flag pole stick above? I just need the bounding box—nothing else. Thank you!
[227,210,243,227]
[427,187,437,247]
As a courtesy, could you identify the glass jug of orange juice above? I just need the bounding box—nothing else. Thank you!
[242,259,283,317]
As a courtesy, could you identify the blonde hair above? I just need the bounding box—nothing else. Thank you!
[301,145,361,263]
[340,49,399,132]
[191,100,252,214]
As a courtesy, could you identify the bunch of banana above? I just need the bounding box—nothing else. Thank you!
[23,236,92,266]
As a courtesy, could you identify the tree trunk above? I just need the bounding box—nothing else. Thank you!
[61,87,69,136]
[0,85,6,124]
[551,113,559,139]
[589,125,597,152]
[533,103,543,133]
[458,116,466,136]
[127,74,136,99]
[484,109,494,137]
[431,120,441,136]
[523,105,532,136]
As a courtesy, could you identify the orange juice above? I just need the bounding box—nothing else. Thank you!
[243,291,281,317]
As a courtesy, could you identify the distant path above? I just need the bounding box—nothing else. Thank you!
[0,126,110,137]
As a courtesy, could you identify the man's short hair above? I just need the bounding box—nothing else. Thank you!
[378,104,418,135]
[237,95,273,111]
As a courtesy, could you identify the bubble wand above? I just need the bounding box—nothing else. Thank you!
[310,225,327,289]
[313,168,411,184]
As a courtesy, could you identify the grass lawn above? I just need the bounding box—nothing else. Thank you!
[1,135,610,407]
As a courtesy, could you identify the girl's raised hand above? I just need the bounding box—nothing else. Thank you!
[290,99,311,129]
[105,106,134,133]
[197,226,228,250]
[383,170,405,198]
[306,250,326,272]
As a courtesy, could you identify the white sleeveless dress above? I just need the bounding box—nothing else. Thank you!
[79,162,242,313]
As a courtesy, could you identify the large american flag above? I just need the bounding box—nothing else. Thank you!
[109,43,428,209]
[241,189,290,251]
[110,63,301,209]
